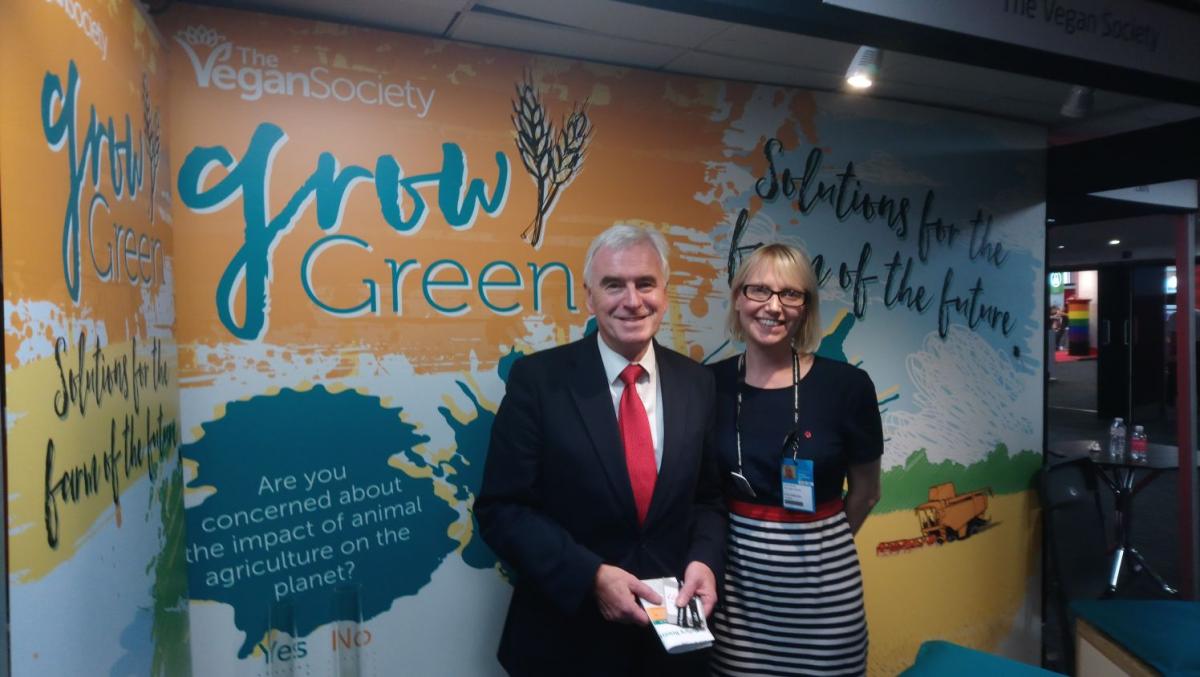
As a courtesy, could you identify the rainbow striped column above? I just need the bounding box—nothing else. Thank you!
[1067,298,1091,356]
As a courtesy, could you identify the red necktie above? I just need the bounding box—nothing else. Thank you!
[619,363,656,525]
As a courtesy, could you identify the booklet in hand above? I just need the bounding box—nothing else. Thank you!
[638,577,714,654]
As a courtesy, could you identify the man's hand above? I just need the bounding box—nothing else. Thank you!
[594,564,660,625]
[676,561,717,617]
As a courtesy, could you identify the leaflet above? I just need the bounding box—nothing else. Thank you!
[638,577,714,654]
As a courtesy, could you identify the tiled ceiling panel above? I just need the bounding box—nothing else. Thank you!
[477,0,729,49]
[237,0,466,35]
[697,23,852,70]
[452,8,685,69]
[665,50,843,91]
[183,0,1200,137]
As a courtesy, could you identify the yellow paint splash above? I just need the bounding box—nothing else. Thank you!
[7,340,180,582]
[859,491,1038,674]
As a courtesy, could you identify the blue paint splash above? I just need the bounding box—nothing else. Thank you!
[183,385,457,658]
[431,348,526,571]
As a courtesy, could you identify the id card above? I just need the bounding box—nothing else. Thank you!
[781,458,815,513]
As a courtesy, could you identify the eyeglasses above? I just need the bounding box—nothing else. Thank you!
[741,284,807,307]
[781,429,803,459]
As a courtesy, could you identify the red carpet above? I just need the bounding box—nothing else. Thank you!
[1055,348,1097,362]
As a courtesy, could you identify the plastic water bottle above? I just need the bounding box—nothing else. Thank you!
[1130,425,1148,464]
[1108,417,1127,462]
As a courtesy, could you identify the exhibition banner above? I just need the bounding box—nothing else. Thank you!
[0,0,189,675]
[165,5,1045,675]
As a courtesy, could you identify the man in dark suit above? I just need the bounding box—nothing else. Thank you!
[476,224,726,676]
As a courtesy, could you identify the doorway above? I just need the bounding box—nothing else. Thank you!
[1048,270,1098,416]
[1048,264,1178,446]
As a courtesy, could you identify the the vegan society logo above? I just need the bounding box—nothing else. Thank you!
[173,25,435,116]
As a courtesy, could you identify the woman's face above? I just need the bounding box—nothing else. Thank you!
[735,263,807,351]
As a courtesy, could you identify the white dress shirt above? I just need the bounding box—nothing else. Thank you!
[596,337,664,470]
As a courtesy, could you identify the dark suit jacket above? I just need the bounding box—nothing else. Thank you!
[476,333,726,676]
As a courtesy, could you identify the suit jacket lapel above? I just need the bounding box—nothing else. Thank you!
[568,334,638,523]
[647,342,685,527]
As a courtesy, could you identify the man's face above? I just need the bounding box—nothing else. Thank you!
[585,241,668,361]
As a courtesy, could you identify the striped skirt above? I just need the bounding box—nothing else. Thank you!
[711,501,868,677]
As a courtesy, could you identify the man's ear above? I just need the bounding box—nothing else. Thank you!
[584,286,594,315]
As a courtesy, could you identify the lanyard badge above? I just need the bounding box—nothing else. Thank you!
[732,350,801,501]
[780,429,815,513]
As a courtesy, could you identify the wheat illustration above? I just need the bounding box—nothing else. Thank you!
[142,73,162,224]
[512,72,592,249]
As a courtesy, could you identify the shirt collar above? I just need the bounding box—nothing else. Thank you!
[597,335,657,385]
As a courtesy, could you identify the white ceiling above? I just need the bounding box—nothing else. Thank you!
[196,0,1200,142]
[179,0,1199,266]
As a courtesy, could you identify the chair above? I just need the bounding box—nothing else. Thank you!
[1072,600,1200,675]
[1038,456,1110,673]
[899,640,1065,676]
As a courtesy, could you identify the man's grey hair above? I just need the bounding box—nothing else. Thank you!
[583,224,671,286]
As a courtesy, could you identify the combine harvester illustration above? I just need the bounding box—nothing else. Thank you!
[876,483,994,556]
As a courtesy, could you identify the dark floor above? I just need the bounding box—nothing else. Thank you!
[1047,354,1097,413]
[1044,357,1197,672]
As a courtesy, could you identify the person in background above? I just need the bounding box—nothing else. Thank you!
[476,224,726,676]
[1051,305,1066,351]
[709,243,883,677]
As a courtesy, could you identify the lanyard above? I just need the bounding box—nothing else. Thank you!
[732,350,800,495]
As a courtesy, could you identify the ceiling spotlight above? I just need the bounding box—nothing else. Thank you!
[1108,239,1121,245]
[845,46,882,90]
[1056,245,1065,249]
[1060,85,1094,118]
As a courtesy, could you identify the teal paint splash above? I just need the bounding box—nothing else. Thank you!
[183,385,458,658]
[816,312,855,364]
[433,347,526,571]
[437,381,497,570]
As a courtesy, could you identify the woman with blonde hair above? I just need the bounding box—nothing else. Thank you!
[709,243,882,677]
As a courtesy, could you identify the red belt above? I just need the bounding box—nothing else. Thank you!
[728,498,844,523]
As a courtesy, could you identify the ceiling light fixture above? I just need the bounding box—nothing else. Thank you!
[1060,85,1094,118]
[845,46,882,90]
[1108,239,1121,245]
[1056,245,1065,249]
